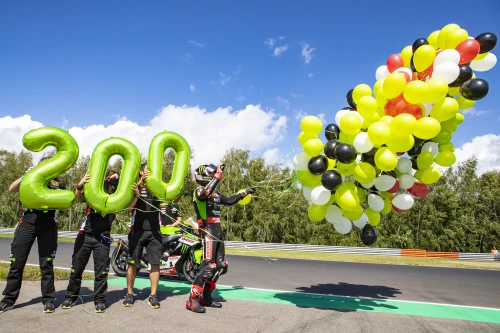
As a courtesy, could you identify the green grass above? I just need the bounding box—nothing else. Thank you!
[0,262,94,281]
[0,233,77,243]
[226,248,500,270]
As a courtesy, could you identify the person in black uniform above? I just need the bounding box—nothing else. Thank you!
[159,200,182,227]
[61,170,134,313]
[186,163,255,313]
[0,157,66,313]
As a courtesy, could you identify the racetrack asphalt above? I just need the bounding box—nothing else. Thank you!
[0,238,499,332]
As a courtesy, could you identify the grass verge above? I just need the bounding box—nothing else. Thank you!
[226,248,500,270]
[0,262,94,281]
[0,233,80,244]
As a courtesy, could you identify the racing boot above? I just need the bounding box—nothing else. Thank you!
[199,280,222,308]
[185,285,206,313]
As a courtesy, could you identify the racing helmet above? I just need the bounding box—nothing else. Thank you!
[194,164,216,185]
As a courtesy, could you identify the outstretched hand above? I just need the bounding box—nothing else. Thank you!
[243,187,256,196]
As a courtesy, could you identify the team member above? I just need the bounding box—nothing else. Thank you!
[186,164,255,313]
[61,170,136,313]
[0,157,65,313]
[159,200,182,227]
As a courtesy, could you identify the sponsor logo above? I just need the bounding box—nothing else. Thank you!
[180,237,196,245]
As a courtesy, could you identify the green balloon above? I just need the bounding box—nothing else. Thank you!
[86,137,141,213]
[297,170,322,187]
[146,131,191,201]
[308,204,327,222]
[20,127,80,210]
[432,129,452,143]
[417,151,434,170]
[435,151,456,167]
[438,141,455,152]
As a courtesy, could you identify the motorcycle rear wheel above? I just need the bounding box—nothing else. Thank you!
[111,246,142,277]
[182,258,199,284]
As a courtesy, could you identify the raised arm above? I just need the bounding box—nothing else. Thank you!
[75,172,90,203]
[9,167,33,192]
[195,165,224,201]
[219,187,256,206]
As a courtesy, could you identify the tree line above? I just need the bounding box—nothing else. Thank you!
[0,148,498,253]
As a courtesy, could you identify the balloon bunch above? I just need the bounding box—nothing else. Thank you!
[293,23,497,246]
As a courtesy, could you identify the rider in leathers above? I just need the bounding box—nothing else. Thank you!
[186,164,255,313]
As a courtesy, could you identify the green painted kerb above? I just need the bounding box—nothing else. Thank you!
[106,277,500,325]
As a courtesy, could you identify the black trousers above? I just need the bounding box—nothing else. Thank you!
[1,214,58,305]
[65,233,110,304]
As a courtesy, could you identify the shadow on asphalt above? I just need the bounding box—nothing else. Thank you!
[273,282,401,312]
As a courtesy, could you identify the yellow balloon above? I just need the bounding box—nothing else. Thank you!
[445,28,468,49]
[421,167,441,184]
[401,45,413,67]
[340,113,363,136]
[357,96,378,118]
[387,134,415,153]
[457,96,475,110]
[353,84,372,104]
[403,80,428,104]
[335,184,360,212]
[379,191,394,200]
[376,89,388,109]
[308,204,327,222]
[440,118,458,133]
[298,131,318,146]
[435,151,456,167]
[327,194,336,206]
[342,205,363,220]
[438,24,460,50]
[374,79,384,95]
[430,97,459,122]
[337,161,356,176]
[296,170,321,187]
[338,131,349,143]
[354,162,376,184]
[303,139,324,156]
[368,122,391,145]
[379,115,394,127]
[425,79,449,103]
[375,147,398,171]
[428,30,440,49]
[414,170,423,181]
[413,117,441,139]
[383,72,407,99]
[300,116,323,134]
[474,52,488,61]
[327,158,337,170]
[357,188,367,204]
[417,152,434,170]
[391,114,417,136]
[454,112,464,125]
[363,112,380,129]
[414,45,436,72]
[238,190,252,205]
[448,86,461,97]
[381,198,393,215]
[432,128,452,143]
[366,208,381,226]
[439,141,455,152]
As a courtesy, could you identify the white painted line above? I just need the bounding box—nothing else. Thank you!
[0,260,94,274]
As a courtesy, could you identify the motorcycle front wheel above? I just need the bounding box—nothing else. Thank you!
[182,258,199,284]
[111,246,142,277]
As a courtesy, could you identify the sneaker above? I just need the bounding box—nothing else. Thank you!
[148,294,160,309]
[95,303,106,313]
[61,299,76,309]
[0,302,14,312]
[123,293,135,307]
[43,302,55,313]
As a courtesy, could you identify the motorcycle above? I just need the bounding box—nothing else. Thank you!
[111,217,202,283]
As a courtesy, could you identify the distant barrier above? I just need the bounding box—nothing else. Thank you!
[0,227,498,261]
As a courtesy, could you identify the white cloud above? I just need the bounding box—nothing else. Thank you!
[301,44,316,64]
[291,93,302,99]
[190,84,196,92]
[462,108,489,116]
[265,38,276,48]
[279,36,285,40]
[0,106,287,170]
[188,40,206,47]
[233,66,242,79]
[273,45,289,57]
[317,113,326,124]
[294,109,307,120]
[61,118,69,129]
[452,134,500,175]
[276,96,290,110]
[263,148,280,165]
[236,89,245,102]
[212,72,231,87]
[308,72,314,77]
[183,53,194,61]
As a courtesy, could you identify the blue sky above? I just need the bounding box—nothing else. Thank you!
[1,0,499,168]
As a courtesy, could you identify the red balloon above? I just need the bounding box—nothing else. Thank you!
[384,94,407,117]
[401,103,424,120]
[388,179,400,193]
[417,65,433,81]
[392,204,406,213]
[456,39,481,65]
[408,183,429,198]
[387,54,404,73]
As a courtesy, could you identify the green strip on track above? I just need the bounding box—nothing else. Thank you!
[105,277,500,324]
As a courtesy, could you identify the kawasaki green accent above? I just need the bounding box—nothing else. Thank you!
[128,260,135,265]
[71,269,75,273]
[193,248,203,264]
[103,271,108,276]
[47,258,54,262]
[194,190,207,220]
[10,258,15,262]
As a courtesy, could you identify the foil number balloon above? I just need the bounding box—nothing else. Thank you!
[20,127,80,210]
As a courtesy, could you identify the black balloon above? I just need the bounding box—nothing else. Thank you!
[342,107,355,111]
[412,38,429,53]
[475,32,497,54]
[411,157,419,170]
[334,143,357,164]
[346,89,356,109]
[407,137,423,156]
[361,153,375,166]
[321,170,342,191]
[324,140,339,159]
[308,155,328,175]
[460,79,489,101]
[449,65,473,87]
[410,56,417,72]
[325,123,341,141]
[364,147,378,156]
[360,224,378,246]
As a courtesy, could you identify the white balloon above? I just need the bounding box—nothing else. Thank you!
[421,142,439,156]
[395,67,412,79]
[303,186,313,201]
[353,132,374,153]
[368,194,384,212]
[392,193,415,210]
[376,65,390,80]
[353,213,368,229]
[326,205,343,224]
[422,102,433,117]
[399,174,415,190]
[335,110,349,127]
[470,53,497,72]
[396,157,412,173]
[292,152,309,171]
[333,217,352,234]
[375,175,396,192]
[432,61,460,84]
[362,180,375,189]
[311,186,331,206]
[434,49,460,67]
[356,154,362,164]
